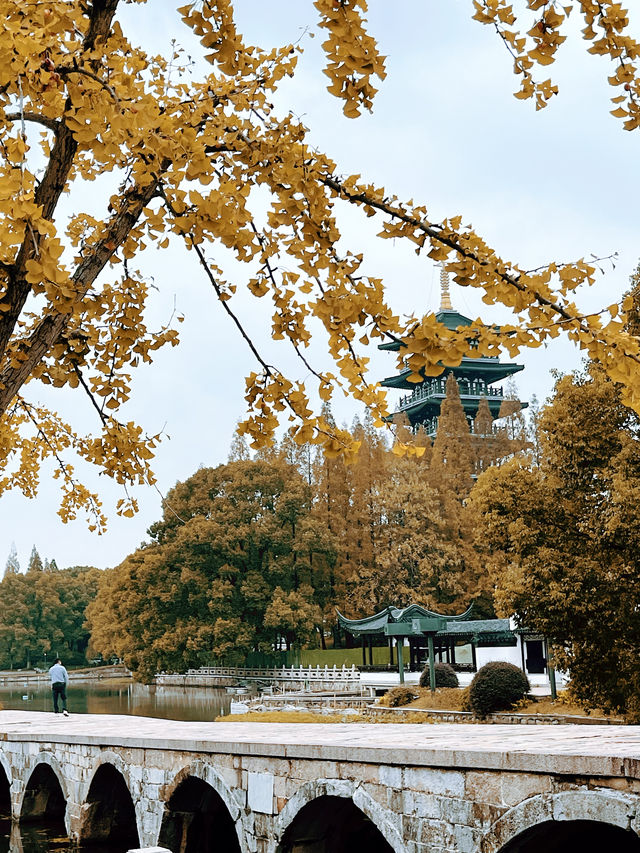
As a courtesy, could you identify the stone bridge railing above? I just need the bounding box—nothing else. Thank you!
[155,664,364,692]
[1,711,640,853]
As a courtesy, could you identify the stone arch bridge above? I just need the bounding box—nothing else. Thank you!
[1,711,640,852]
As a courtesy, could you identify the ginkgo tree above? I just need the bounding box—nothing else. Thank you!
[1,0,639,529]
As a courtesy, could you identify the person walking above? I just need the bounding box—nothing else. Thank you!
[48,658,69,716]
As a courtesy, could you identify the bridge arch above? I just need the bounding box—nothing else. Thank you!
[81,749,137,802]
[19,752,69,827]
[480,789,640,853]
[80,755,139,850]
[271,778,403,853]
[158,760,245,852]
[0,752,12,820]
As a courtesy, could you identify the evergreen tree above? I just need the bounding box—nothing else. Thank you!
[336,414,389,615]
[430,373,474,498]
[263,585,323,652]
[27,546,43,573]
[4,543,19,575]
[310,405,351,614]
[473,396,498,474]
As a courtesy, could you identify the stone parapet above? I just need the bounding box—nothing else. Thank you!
[0,712,638,852]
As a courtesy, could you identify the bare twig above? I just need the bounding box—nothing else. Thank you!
[73,365,108,426]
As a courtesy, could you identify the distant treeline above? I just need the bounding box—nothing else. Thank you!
[0,562,100,669]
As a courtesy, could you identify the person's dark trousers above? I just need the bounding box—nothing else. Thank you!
[52,682,67,713]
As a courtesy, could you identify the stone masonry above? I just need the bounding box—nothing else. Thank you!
[0,711,640,852]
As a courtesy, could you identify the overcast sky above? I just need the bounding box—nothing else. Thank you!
[2,1,639,572]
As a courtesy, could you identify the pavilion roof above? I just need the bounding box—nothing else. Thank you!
[443,618,512,635]
[336,603,474,636]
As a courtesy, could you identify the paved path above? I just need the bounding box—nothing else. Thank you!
[0,711,639,778]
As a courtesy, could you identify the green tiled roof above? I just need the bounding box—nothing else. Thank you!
[443,619,512,635]
[336,603,474,636]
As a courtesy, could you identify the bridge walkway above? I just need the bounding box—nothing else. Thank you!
[1,712,639,852]
[0,711,638,775]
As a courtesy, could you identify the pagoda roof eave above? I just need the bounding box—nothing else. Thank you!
[381,360,524,390]
[378,310,483,353]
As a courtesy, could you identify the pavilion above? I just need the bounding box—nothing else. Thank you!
[337,603,556,694]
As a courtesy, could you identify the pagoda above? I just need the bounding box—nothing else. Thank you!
[380,268,526,436]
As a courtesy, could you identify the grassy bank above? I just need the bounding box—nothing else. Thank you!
[219,688,620,724]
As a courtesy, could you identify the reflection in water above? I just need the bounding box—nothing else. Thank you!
[0,680,235,721]
[14,821,71,853]
[4,820,131,852]
[0,681,241,850]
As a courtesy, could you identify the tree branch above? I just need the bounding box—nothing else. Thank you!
[74,365,108,426]
[57,66,119,103]
[0,165,169,414]
[320,173,640,365]
[0,0,122,372]
[4,111,60,134]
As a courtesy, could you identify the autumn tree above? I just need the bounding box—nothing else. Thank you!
[333,414,389,613]
[525,394,543,466]
[263,585,322,652]
[309,404,493,620]
[469,365,640,718]
[88,457,333,678]
[310,405,352,619]
[496,380,529,450]
[1,1,640,528]
[227,429,251,463]
[361,456,490,615]
[627,263,640,337]
[472,397,508,474]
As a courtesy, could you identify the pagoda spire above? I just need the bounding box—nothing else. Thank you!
[440,263,453,311]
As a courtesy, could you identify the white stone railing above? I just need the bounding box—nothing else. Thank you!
[179,665,361,683]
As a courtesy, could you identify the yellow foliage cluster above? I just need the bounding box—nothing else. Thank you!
[472,1,640,125]
[0,1,639,526]
[314,0,386,117]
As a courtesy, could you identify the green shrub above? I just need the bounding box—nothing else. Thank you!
[381,686,419,707]
[468,661,530,718]
[419,662,459,689]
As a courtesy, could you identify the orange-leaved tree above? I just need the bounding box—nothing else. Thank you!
[468,363,640,718]
[2,0,640,529]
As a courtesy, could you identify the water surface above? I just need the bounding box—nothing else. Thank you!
[0,679,234,721]
[0,679,241,851]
